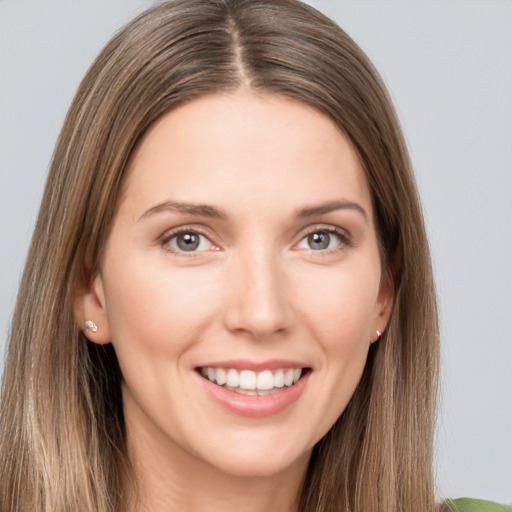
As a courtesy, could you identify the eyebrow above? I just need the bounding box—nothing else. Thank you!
[295,200,368,222]
[138,201,228,221]
[138,199,368,223]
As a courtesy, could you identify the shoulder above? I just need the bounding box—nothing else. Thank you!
[446,498,512,512]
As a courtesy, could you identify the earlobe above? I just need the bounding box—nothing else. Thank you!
[73,273,112,345]
[370,330,382,344]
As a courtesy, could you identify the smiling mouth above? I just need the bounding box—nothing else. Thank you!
[198,367,309,396]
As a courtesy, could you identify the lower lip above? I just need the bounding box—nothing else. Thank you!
[197,372,310,418]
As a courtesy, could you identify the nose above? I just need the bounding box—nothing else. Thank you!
[222,246,294,340]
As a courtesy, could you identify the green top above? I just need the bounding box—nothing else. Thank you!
[446,498,512,512]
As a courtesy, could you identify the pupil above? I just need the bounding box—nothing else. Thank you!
[177,233,199,251]
[308,232,330,250]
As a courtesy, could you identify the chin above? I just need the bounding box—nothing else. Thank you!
[191,429,314,480]
[207,447,311,480]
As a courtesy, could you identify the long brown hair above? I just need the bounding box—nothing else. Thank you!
[0,1,439,510]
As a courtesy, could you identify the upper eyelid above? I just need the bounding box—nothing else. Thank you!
[294,224,352,251]
[160,224,213,241]
[298,223,351,239]
[159,227,217,257]
[159,225,217,251]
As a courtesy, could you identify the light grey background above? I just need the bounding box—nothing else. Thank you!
[1,0,511,503]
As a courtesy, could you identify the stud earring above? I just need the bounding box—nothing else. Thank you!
[371,330,382,344]
[84,320,98,333]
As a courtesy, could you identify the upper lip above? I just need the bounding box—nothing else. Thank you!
[195,359,310,371]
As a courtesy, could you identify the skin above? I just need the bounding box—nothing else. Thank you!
[76,90,393,512]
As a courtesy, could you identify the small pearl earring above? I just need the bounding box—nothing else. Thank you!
[84,320,98,333]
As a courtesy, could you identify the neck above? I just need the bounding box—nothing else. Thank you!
[124,412,310,512]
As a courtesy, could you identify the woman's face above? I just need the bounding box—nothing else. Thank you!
[79,91,392,479]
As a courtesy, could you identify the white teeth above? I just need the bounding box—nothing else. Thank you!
[256,370,274,390]
[284,368,294,386]
[201,366,304,393]
[215,368,227,386]
[226,369,239,387]
[273,369,285,388]
[235,388,258,396]
[239,370,257,390]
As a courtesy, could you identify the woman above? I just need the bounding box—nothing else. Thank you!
[0,1,507,511]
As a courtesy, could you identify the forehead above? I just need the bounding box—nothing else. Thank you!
[120,90,372,220]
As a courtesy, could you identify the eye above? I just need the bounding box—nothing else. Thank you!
[163,230,215,253]
[297,228,349,252]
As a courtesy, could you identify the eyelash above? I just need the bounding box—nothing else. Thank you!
[297,225,352,254]
[160,226,215,256]
[159,224,352,256]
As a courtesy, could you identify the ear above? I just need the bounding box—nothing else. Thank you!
[371,263,395,343]
[74,272,112,345]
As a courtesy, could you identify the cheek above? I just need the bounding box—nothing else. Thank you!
[102,256,222,354]
[294,261,381,346]
[292,262,380,428]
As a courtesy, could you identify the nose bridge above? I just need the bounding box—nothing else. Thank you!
[223,239,293,338]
